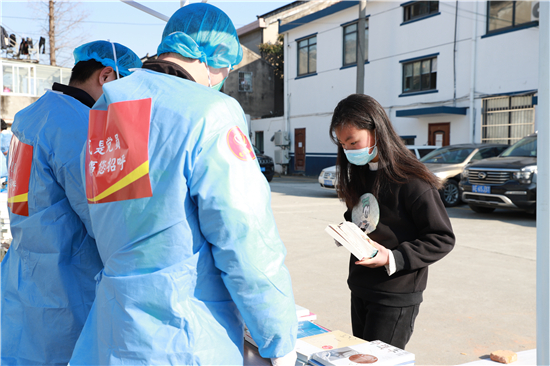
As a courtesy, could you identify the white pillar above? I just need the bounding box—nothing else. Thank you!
[537,1,550,365]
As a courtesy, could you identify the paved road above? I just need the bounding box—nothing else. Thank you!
[268,175,536,366]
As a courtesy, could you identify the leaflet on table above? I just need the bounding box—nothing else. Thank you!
[311,339,415,366]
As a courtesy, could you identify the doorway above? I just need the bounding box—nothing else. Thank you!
[294,128,306,171]
[428,123,450,146]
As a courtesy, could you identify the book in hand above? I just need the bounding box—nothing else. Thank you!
[325,221,378,260]
[295,330,365,362]
[311,339,415,366]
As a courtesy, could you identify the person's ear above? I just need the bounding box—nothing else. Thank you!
[98,66,116,86]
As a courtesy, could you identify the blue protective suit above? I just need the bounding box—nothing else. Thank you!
[1,130,12,169]
[1,88,103,365]
[70,68,297,365]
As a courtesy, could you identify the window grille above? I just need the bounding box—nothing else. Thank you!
[482,94,535,145]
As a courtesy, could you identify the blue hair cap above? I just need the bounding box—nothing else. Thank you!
[73,41,142,77]
[157,3,243,69]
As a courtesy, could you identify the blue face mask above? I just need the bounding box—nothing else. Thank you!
[344,131,377,166]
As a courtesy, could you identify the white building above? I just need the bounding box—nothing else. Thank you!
[251,0,540,176]
[1,59,72,123]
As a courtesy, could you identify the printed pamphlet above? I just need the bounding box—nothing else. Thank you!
[325,221,378,260]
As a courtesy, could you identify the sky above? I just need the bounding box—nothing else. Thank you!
[1,0,294,67]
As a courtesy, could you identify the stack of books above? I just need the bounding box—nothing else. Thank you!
[295,330,362,364]
[295,304,317,322]
[242,304,415,366]
[308,339,415,366]
[244,304,319,348]
[244,319,329,349]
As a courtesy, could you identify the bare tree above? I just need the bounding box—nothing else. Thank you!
[30,0,89,66]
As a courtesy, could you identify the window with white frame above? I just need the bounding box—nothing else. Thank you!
[487,1,537,33]
[402,56,437,94]
[403,1,439,23]
[238,71,253,92]
[343,19,368,67]
[2,62,70,96]
[482,94,535,145]
[2,64,35,95]
[297,35,317,77]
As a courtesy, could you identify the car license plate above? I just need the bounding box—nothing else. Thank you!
[324,179,333,186]
[473,185,490,194]
[261,167,266,172]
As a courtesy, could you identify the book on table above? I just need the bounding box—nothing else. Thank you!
[311,339,415,366]
[295,304,310,318]
[244,320,329,349]
[295,330,365,362]
[325,221,378,260]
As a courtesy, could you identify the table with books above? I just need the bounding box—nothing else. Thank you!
[243,304,415,366]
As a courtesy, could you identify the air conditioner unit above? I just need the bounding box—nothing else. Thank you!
[274,149,290,165]
[274,131,290,146]
[532,1,539,21]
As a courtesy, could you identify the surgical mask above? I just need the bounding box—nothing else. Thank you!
[344,131,377,166]
[205,63,229,91]
[210,77,227,91]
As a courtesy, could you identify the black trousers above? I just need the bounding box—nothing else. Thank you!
[350,293,420,350]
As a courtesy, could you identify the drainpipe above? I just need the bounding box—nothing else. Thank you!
[284,31,291,175]
[356,0,366,94]
[469,0,478,143]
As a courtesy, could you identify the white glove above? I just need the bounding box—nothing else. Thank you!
[271,350,297,366]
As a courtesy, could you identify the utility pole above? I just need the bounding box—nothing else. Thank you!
[356,0,366,94]
[48,0,56,66]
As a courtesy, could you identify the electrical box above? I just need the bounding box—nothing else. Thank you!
[274,149,290,165]
[274,131,290,146]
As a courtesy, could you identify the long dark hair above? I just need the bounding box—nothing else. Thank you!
[330,94,442,209]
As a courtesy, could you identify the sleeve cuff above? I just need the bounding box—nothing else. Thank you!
[385,250,397,276]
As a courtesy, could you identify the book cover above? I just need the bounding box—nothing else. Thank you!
[297,320,330,339]
[311,340,415,366]
[295,330,365,362]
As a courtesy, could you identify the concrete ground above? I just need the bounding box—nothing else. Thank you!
[268,175,536,366]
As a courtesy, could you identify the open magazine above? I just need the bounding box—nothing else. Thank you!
[325,221,378,260]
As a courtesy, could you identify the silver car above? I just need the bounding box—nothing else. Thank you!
[318,145,438,191]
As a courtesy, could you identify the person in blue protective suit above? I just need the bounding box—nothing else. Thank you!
[0,40,142,366]
[1,119,12,168]
[70,4,298,366]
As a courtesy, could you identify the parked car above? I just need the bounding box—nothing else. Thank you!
[420,143,509,207]
[319,165,337,190]
[460,133,537,214]
[407,145,439,159]
[318,145,439,190]
[253,146,275,182]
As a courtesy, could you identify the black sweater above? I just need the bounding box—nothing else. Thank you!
[345,168,455,307]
